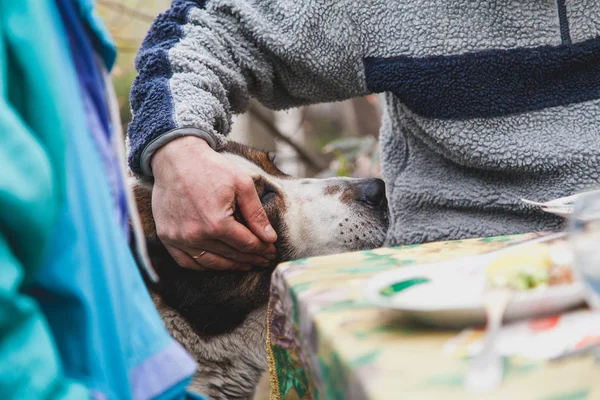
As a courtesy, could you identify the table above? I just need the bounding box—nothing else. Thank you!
[266,233,599,400]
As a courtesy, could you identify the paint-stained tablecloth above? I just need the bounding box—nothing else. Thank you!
[266,233,599,400]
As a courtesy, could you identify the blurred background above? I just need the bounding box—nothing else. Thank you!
[96,0,383,180]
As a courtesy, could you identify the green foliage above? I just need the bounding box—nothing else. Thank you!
[322,136,380,177]
[112,64,138,127]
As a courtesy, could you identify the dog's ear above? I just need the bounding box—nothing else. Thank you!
[131,183,158,241]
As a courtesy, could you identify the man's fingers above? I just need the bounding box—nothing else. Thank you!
[203,240,273,266]
[189,250,252,271]
[167,244,254,271]
[181,242,272,267]
[165,245,207,271]
[218,219,277,257]
[236,177,278,243]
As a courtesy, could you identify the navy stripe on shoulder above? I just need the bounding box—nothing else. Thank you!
[364,37,600,120]
[137,0,207,52]
[127,0,208,175]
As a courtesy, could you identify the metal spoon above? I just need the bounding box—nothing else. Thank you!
[465,287,514,393]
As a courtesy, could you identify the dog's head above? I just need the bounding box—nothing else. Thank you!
[133,142,389,335]
[223,142,389,262]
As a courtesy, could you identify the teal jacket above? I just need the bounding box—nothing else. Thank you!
[0,1,203,399]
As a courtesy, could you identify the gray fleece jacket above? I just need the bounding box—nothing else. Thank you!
[127,0,600,246]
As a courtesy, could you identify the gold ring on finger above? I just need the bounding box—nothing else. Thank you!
[192,250,207,260]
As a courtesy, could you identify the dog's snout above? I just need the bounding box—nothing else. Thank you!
[355,178,386,208]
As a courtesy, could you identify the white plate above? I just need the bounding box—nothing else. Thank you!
[521,189,600,218]
[364,233,587,328]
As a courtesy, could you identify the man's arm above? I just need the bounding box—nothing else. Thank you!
[127,0,370,177]
[127,0,370,270]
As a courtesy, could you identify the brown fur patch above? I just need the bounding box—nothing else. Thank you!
[340,189,354,205]
[323,185,342,196]
[239,271,265,295]
[132,184,158,240]
[224,142,289,179]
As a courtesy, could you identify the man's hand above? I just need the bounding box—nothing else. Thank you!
[150,136,277,270]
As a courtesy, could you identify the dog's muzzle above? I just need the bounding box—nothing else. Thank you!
[353,178,387,209]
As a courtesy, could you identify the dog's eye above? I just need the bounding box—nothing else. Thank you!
[260,186,277,204]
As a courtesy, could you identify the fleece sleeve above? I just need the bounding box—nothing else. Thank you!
[127,0,371,177]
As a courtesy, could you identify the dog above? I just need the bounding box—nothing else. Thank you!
[132,141,389,399]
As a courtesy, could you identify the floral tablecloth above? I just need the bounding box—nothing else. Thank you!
[266,233,599,400]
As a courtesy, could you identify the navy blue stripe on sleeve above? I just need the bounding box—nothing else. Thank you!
[127,0,207,176]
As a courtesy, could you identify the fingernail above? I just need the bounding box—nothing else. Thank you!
[265,224,277,241]
[265,253,276,261]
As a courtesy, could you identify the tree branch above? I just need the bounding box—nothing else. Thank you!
[113,36,143,53]
[248,106,327,172]
[116,45,140,53]
[97,0,156,23]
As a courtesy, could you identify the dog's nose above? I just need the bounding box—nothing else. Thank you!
[355,178,386,208]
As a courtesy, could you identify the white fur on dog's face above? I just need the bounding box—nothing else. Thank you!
[223,153,389,260]
[274,176,389,259]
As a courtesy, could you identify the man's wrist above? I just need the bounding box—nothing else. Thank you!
[140,128,219,177]
[151,136,212,174]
